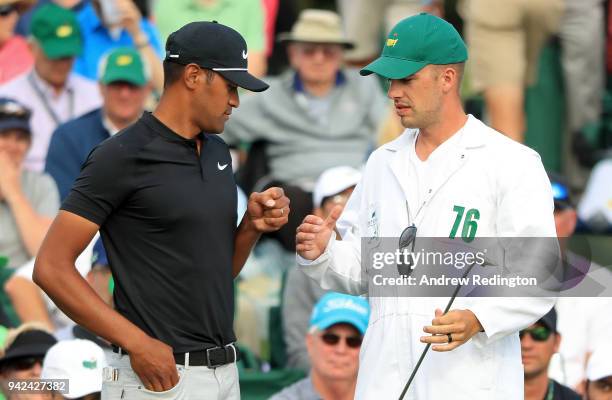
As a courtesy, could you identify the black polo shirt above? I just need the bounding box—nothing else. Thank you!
[62,112,237,352]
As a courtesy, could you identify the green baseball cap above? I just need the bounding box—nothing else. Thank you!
[360,13,467,79]
[99,47,148,86]
[31,3,82,59]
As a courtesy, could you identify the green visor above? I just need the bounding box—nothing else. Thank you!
[360,56,428,79]
[39,35,82,59]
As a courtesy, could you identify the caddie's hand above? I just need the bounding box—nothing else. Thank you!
[296,205,342,261]
[421,308,483,351]
[246,187,290,232]
[128,336,179,392]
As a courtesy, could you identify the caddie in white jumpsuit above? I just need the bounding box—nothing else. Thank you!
[296,13,557,400]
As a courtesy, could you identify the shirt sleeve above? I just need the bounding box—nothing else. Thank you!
[296,177,367,296]
[61,140,134,226]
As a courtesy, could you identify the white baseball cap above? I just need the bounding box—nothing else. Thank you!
[586,345,612,381]
[313,166,362,208]
[41,339,108,399]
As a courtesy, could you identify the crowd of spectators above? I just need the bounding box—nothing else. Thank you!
[0,0,611,398]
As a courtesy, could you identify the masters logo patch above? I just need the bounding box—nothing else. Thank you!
[56,25,73,38]
[386,33,398,47]
[116,55,133,66]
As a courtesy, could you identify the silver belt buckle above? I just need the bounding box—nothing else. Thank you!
[206,346,223,368]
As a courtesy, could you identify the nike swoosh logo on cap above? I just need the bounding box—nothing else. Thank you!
[217,162,228,170]
[242,50,248,59]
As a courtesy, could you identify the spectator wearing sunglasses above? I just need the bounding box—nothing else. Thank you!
[271,292,370,400]
[0,323,56,385]
[521,308,580,400]
[547,174,612,394]
[0,0,34,84]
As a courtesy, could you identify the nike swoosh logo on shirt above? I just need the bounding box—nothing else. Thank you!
[217,162,228,170]
[242,50,248,59]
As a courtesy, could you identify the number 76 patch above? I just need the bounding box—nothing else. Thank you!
[449,205,480,242]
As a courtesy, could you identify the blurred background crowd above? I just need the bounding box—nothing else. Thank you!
[0,0,611,399]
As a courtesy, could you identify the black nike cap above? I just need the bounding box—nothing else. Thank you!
[165,21,269,92]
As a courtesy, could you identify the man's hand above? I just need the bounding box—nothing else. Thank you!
[128,336,179,392]
[296,205,342,261]
[421,308,483,351]
[245,187,290,233]
[0,150,22,203]
[116,0,143,39]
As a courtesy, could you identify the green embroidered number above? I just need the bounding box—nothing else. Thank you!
[449,205,465,239]
[462,209,480,242]
[450,205,480,242]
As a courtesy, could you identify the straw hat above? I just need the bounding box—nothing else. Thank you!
[278,9,354,49]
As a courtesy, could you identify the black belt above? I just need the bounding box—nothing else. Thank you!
[112,344,240,368]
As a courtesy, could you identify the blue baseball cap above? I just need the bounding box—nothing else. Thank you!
[548,172,572,210]
[309,293,370,335]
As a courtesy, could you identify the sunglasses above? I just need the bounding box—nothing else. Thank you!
[0,5,16,17]
[298,44,342,58]
[519,326,552,342]
[398,224,417,276]
[321,332,363,348]
[8,356,44,371]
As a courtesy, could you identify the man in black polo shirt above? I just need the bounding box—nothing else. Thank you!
[33,22,289,398]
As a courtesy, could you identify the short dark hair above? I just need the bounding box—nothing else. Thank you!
[431,63,465,92]
[163,60,185,88]
[163,61,216,88]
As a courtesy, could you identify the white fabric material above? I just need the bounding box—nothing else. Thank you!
[586,344,612,381]
[102,352,240,399]
[312,166,362,208]
[549,260,612,388]
[577,158,612,229]
[297,115,557,399]
[0,70,101,171]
